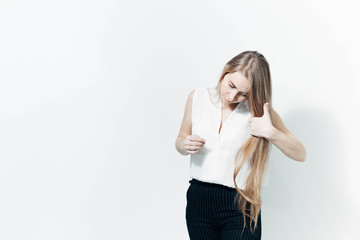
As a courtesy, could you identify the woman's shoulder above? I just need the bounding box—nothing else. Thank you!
[189,87,217,104]
[188,87,206,98]
[194,87,216,96]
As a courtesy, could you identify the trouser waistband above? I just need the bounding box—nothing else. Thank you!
[189,178,237,192]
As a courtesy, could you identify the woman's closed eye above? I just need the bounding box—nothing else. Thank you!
[229,84,248,97]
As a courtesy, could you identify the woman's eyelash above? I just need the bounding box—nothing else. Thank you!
[229,84,247,96]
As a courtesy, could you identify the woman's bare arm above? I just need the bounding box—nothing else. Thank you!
[175,89,195,155]
[268,109,307,162]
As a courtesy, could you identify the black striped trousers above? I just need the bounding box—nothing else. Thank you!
[186,178,262,240]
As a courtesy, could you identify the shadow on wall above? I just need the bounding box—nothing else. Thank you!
[261,107,357,238]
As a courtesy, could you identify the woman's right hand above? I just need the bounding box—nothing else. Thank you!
[181,134,206,155]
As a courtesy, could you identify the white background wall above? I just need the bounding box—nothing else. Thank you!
[1,0,359,239]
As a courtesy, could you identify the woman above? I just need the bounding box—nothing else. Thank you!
[175,51,306,240]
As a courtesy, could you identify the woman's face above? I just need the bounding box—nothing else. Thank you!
[220,71,250,105]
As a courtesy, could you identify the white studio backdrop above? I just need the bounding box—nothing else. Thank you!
[0,0,359,239]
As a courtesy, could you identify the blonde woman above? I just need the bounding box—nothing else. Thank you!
[175,51,306,240]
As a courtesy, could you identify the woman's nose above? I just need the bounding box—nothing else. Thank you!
[229,92,237,101]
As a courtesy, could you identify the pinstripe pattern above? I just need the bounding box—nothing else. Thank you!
[186,178,261,240]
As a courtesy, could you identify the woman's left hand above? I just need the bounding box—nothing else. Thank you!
[248,102,275,139]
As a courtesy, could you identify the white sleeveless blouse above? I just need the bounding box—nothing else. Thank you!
[189,87,269,189]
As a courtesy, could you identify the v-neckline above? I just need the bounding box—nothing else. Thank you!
[218,101,241,137]
[206,88,244,139]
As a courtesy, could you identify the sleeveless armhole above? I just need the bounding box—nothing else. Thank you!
[191,89,198,126]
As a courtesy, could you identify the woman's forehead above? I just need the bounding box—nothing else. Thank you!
[226,72,250,91]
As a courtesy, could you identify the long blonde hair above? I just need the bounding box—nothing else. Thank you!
[212,50,273,233]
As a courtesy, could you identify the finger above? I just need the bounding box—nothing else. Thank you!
[249,129,256,137]
[184,143,196,150]
[199,138,206,143]
[193,142,204,146]
[193,138,206,143]
[186,141,202,149]
[185,144,198,151]
[189,148,200,154]
[263,102,270,117]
